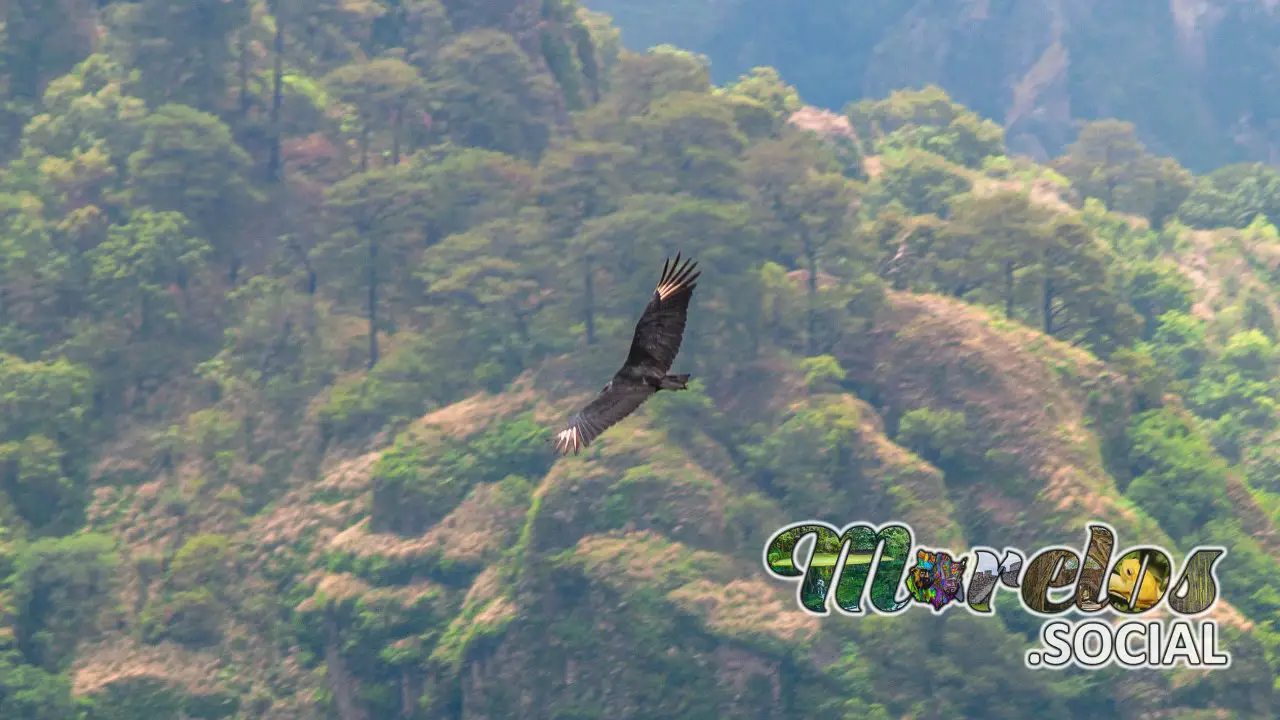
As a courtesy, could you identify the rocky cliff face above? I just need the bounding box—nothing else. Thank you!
[584,0,1280,171]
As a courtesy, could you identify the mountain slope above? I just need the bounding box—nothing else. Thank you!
[71,291,1275,718]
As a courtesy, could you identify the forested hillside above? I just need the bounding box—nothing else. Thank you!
[0,1,1278,719]
[583,0,1280,172]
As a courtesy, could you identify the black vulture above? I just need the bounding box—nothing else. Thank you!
[553,254,700,455]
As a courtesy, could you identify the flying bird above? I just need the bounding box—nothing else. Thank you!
[553,254,701,455]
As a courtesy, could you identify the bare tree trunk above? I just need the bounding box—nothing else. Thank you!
[805,239,818,356]
[1004,260,1015,320]
[267,2,285,181]
[324,611,367,720]
[1042,276,1054,335]
[289,238,317,294]
[392,109,401,165]
[139,292,150,340]
[583,259,596,345]
[238,29,251,117]
[368,238,379,368]
[400,666,415,717]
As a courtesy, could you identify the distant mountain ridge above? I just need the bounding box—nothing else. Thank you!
[583,0,1280,172]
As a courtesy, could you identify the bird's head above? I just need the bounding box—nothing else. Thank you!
[1107,557,1141,598]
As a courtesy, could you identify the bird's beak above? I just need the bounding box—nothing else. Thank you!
[1108,574,1129,597]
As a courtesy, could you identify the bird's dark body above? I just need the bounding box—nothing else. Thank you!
[598,369,689,401]
[611,365,687,390]
[554,255,700,455]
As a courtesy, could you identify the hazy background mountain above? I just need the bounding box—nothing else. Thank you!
[583,0,1280,172]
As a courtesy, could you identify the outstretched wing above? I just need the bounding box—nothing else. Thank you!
[553,381,656,455]
[624,253,700,372]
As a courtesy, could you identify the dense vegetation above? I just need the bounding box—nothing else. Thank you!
[0,1,1277,718]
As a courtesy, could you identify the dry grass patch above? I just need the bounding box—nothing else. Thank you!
[73,638,227,698]
[571,531,734,590]
[863,155,883,179]
[249,493,359,553]
[315,450,381,495]
[296,572,373,610]
[1176,229,1236,321]
[329,479,528,566]
[414,372,544,439]
[667,577,819,646]
[296,571,444,612]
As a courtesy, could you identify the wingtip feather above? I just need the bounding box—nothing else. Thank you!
[553,425,588,456]
[662,253,682,287]
[655,253,700,300]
